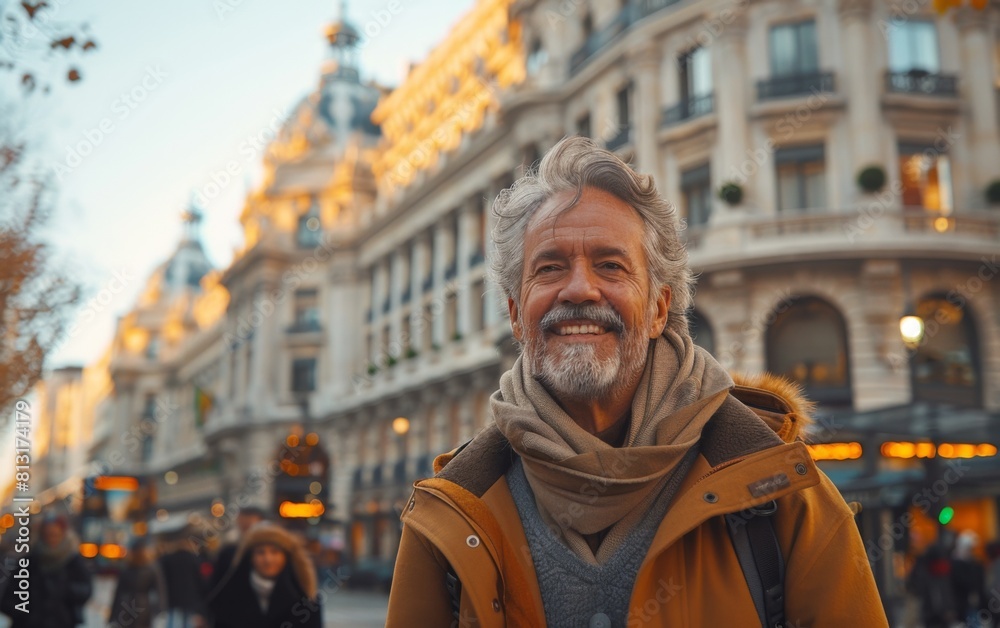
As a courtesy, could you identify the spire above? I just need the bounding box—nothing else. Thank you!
[324,0,360,79]
[180,194,205,242]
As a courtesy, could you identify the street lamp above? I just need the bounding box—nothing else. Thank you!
[899,305,924,348]
[392,417,410,435]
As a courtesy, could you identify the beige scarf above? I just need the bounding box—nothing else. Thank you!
[491,329,734,564]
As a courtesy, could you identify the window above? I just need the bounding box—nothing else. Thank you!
[681,164,712,227]
[689,309,715,356]
[887,21,939,73]
[911,296,981,407]
[296,205,323,248]
[146,334,160,360]
[141,434,154,463]
[293,289,320,331]
[291,358,316,393]
[616,84,630,129]
[776,145,826,211]
[576,112,591,138]
[679,47,712,102]
[766,297,851,406]
[899,143,952,212]
[526,38,547,76]
[769,20,818,77]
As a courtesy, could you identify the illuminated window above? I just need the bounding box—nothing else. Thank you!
[767,297,851,406]
[899,143,952,212]
[912,296,981,407]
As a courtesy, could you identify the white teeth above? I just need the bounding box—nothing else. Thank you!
[555,324,606,335]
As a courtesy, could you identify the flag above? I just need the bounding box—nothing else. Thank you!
[194,386,214,428]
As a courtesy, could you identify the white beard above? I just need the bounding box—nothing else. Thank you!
[525,307,652,403]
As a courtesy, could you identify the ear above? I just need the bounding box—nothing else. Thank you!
[507,297,522,341]
[649,285,671,339]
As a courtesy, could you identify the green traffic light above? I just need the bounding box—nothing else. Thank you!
[938,506,954,525]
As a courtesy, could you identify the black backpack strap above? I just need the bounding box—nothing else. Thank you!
[445,564,462,622]
[725,500,786,628]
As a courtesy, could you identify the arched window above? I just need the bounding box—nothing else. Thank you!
[766,297,852,406]
[911,295,981,407]
[688,309,715,356]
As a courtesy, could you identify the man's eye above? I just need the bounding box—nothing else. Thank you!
[538,265,560,273]
[601,262,623,270]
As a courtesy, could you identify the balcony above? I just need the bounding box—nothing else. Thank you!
[569,9,632,74]
[757,71,835,101]
[687,207,1000,271]
[604,124,631,151]
[286,319,322,334]
[661,93,714,127]
[885,70,958,97]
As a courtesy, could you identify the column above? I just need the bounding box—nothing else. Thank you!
[483,182,504,329]
[838,0,881,200]
[390,250,404,355]
[711,7,751,216]
[412,233,431,351]
[955,7,1000,197]
[432,221,448,346]
[328,261,361,396]
[630,42,662,177]
[457,199,477,338]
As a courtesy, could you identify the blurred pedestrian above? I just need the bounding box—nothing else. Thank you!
[952,530,986,626]
[206,522,321,628]
[907,542,957,628]
[0,512,93,628]
[986,541,1000,625]
[159,527,208,628]
[108,538,167,628]
[209,506,264,591]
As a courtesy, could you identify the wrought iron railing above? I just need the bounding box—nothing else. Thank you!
[757,71,835,101]
[661,92,714,127]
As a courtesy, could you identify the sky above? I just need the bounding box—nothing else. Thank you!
[9,0,475,369]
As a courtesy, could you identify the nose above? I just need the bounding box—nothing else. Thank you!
[557,262,602,304]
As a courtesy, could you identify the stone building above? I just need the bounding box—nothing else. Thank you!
[22,0,1000,608]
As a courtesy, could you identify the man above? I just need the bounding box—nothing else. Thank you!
[385,136,887,626]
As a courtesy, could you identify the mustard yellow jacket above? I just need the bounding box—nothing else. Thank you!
[386,374,888,627]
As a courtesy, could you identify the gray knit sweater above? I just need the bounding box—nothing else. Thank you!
[506,454,694,628]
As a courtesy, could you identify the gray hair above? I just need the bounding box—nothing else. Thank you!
[487,135,693,337]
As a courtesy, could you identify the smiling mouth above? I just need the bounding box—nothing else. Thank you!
[548,321,614,336]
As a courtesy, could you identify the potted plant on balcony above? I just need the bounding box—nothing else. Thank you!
[718,181,743,206]
[857,165,887,194]
[366,363,379,376]
[405,345,419,359]
[986,180,1000,206]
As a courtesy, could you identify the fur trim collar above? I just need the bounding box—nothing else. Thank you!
[231,523,318,600]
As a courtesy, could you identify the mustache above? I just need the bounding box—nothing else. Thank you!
[539,303,625,333]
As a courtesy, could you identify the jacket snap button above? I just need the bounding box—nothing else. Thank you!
[492,599,501,612]
[795,463,807,475]
[466,534,480,548]
[408,499,415,511]
[703,492,719,503]
[589,612,611,628]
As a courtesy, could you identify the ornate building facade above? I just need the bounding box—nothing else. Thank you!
[22,0,1000,609]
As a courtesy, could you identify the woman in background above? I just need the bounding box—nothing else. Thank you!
[207,522,321,628]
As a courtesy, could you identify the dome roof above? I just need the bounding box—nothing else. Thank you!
[325,19,360,47]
